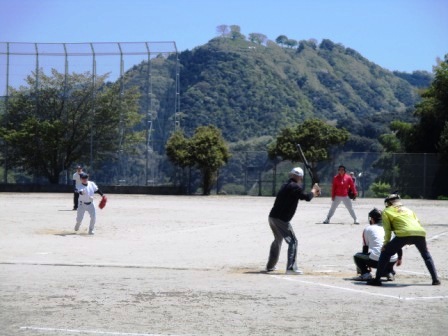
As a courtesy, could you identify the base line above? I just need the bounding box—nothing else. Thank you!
[271,275,448,301]
[20,326,189,336]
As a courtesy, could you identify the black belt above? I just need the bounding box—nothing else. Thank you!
[81,202,92,205]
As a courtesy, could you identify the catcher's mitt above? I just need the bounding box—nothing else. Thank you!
[99,195,107,209]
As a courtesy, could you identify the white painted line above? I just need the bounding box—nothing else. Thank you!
[428,231,448,241]
[400,270,428,276]
[271,275,448,301]
[20,326,190,336]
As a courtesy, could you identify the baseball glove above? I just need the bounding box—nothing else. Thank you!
[99,195,107,209]
[348,188,356,200]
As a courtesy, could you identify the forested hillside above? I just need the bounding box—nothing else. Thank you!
[175,36,431,151]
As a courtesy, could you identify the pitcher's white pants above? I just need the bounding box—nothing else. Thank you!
[325,196,357,221]
[75,202,96,232]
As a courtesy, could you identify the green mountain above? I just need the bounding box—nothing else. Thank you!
[126,35,432,153]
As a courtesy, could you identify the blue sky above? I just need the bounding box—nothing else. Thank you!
[0,0,447,72]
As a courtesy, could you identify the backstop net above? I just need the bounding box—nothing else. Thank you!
[0,42,179,185]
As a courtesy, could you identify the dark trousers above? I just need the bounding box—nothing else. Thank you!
[73,192,79,209]
[353,253,396,276]
[267,217,298,271]
[375,236,438,281]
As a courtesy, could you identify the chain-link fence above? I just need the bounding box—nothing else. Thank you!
[213,151,447,199]
[1,43,447,198]
[0,42,179,185]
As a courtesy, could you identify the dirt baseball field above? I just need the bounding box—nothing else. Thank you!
[0,193,447,336]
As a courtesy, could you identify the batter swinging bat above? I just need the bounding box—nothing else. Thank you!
[296,144,321,195]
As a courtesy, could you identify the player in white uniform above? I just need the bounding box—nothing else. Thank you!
[74,172,105,235]
[72,165,84,210]
[353,208,402,281]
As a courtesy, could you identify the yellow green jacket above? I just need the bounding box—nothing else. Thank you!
[382,205,426,244]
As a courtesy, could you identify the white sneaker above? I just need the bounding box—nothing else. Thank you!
[354,220,360,225]
[286,269,303,275]
[323,219,329,224]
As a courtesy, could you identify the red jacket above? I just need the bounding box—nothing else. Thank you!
[331,173,357,199]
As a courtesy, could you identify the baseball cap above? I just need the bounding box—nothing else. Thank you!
[80,172,89,179]
[289,167,304,177]
[384,193,400,206]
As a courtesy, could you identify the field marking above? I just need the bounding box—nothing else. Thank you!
[428,231,448,241]
[0,261,212,272]
[271,275,448,301]
[20,326,190,336]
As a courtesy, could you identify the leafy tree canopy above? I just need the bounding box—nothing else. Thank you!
[268,118,350,163]
[0,68,142,183]
[166,125,230,195]
[391,55,448,155]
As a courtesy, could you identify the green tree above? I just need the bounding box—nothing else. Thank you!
[268,119,349,161]
[0,68,142,184]
[229,25,245,40]
[248,33,267,45]
[216,24,229,37]
[166,126,230,195]
[275,35,288,47]
[165,130,192,168]
[285,39,298,48]
[268,119,350,179]
[391,55,448,154]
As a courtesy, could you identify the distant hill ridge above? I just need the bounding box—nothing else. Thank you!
[127,35,432,152]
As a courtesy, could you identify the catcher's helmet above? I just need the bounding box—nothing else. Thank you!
[368,208,382,222]
[384,193,400,207]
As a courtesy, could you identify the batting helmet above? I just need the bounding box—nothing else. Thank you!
[289,167,304,177]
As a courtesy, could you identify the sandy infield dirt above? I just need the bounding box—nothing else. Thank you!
[0,193,447,336]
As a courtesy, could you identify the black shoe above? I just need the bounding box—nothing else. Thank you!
[367,279,382,286]
[432,279,441,286]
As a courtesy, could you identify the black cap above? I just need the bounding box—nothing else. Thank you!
[368,208,382,222]
[80,172,89,179]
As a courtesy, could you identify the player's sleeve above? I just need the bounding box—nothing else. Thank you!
[361,229,368,252]
[382,212,392,244]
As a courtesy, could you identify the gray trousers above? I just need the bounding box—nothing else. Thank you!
[325,196,357,221]
[266,217,298,271]
[75,202,96,232]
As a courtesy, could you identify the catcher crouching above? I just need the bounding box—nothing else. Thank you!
[74,172,106,235]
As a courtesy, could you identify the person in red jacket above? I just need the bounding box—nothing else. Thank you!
[323,165,359,224]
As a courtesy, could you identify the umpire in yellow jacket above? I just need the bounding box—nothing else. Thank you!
[367,194,441,286]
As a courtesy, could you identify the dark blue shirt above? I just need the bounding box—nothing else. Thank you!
[269,179,314,222]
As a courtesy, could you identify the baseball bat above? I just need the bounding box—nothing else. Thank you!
[296,144,319,185]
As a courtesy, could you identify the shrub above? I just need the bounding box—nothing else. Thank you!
[370,181,391,198]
